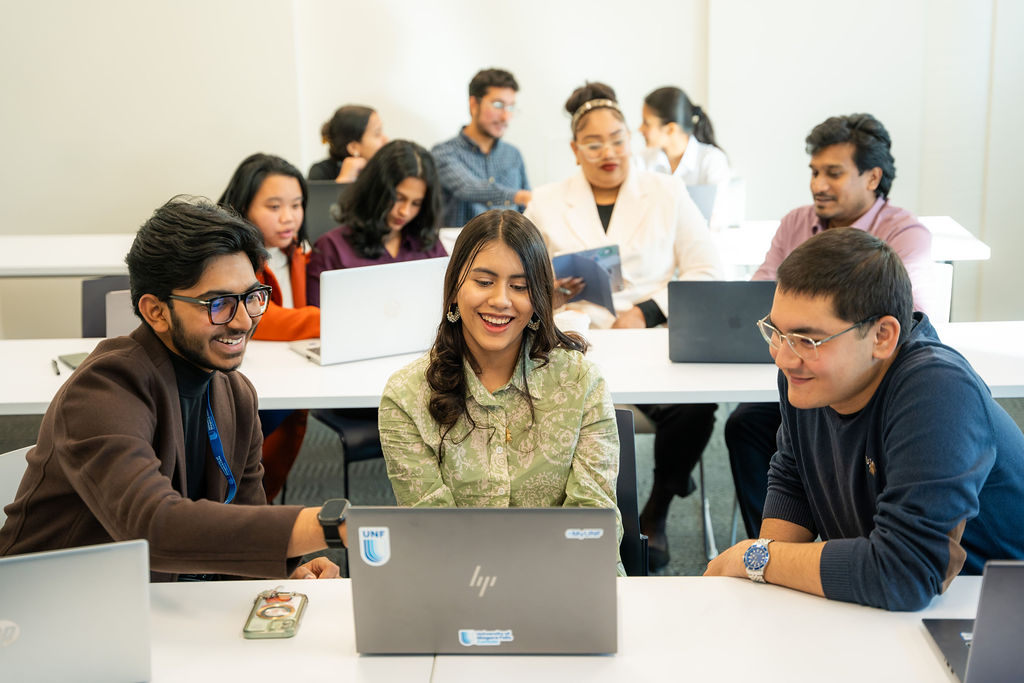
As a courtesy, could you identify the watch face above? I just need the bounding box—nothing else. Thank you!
[743,544,770,571]
[318,498,348,523]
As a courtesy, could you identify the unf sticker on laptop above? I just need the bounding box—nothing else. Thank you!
[290,257,449,365]
[347,506,618,654]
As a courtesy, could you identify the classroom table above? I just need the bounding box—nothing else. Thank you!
[148,575,978,682]
[712,215,991,269]
[0,218,987,279]
[3,323,1024,416]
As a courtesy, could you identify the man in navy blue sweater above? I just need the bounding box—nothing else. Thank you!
[705,228,1024,610]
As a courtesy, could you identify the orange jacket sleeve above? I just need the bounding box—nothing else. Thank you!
[253,247,320,341]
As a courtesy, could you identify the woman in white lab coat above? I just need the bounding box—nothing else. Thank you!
[524,82,723,571]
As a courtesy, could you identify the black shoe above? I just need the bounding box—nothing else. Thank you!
[648,543,670,572]
[683,474,697,497]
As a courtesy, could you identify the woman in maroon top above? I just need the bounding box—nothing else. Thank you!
[307,140,446,305]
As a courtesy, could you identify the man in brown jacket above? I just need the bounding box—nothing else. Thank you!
[0,197,347,580]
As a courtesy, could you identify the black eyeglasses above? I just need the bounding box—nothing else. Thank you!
[167,285,272,325]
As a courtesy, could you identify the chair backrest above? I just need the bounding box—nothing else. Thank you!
[614,408,648,576]
[685,184,717,222]
[105,289,136,337]
[81,275,131,337]
[0,445,32,526]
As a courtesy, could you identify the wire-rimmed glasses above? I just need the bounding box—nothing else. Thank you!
[756,314,880,361]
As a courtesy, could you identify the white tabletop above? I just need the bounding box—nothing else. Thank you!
[0,233,136,278]
[149,578,434,682]
[0,218,986,279]
[4,323,1024,415]
[149,576,978,682]
[714,215,990,268]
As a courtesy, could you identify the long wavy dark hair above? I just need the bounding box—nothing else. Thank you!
[331,139,442,259]
[426,210,587,458]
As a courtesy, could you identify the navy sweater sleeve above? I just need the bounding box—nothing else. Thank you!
[770,350,1004,611]
[824,355,999,611]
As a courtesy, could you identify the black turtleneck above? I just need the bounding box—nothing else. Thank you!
[167,348,215,500]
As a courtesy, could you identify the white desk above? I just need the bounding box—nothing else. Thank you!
[3,323,1024,415]
[714,216,990,270]
[149,576,978,682]
[0,218,985,280]
[0,233,136,278]
[149,578,434,682]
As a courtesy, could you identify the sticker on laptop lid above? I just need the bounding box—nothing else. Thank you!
[358,526,390,566]
[565,528,604,540]
[458,629,514,647]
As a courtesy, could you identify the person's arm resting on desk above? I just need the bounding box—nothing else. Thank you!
[709,358,993,611]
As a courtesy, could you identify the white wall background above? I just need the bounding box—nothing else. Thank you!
[0,0,1021,337]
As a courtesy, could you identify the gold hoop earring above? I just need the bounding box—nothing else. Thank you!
[526,315,540,331]
[446,304,461,323]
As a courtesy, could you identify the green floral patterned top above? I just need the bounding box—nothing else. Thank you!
[379,343,623,562]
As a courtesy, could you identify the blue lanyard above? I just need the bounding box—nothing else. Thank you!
[205,389,237,504]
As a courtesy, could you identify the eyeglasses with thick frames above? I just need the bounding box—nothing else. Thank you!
[756,314,880,361]
[167,285,273,325]
[577,136,630,162]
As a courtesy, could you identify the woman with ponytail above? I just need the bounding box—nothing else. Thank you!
[637,86,730,187]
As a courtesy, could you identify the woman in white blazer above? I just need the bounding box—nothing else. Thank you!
[524,82,724,571]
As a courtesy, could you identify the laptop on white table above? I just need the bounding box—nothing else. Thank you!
[291,257,448,365]
[348,506,618,654]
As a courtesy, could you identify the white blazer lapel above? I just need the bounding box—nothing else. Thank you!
[606,170,650,248]
[562,171,610,249]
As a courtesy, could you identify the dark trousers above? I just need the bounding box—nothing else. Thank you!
[638,403,718,498]
[724,402,781,539]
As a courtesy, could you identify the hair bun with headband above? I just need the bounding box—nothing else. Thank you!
[570,99,622,132]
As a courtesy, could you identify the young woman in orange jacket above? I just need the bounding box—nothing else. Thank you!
[219,154,320,501]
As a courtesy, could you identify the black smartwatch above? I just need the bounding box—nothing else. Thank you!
[317,498,350,549]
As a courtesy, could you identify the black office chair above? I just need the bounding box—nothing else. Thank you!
[615,408,649,576]
[311,407,383,500]
[81,275,130,337]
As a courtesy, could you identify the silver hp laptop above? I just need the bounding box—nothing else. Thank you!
[291,257,449,365]
[0,540,151,682]
[348,507,618,654]
[668,280,776,363]
[923,560,1024,682]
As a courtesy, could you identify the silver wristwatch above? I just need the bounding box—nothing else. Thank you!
[742,538,773,583]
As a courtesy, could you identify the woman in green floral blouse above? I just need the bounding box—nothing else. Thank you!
[378,209,622,538]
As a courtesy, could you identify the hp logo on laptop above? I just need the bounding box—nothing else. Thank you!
[358,527,391,566]
[0,620,20,647]
[469,565,497,597]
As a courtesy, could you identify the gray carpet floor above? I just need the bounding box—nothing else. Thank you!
[5,399,1024,578]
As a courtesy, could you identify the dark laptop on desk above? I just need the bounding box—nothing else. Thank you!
[0,540,151,682]
[348,507,618,654]
[668,280,776,363]
[305,180,351,244]
[923,560,1024,682]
